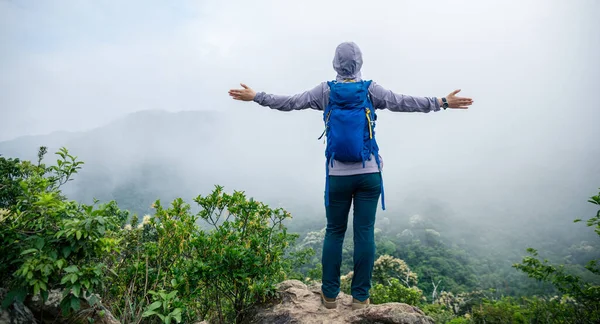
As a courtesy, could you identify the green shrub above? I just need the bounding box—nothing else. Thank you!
[189,186,300,323]
[370,278,424,305]
[470,297,530,324]
[1,148,308,324]
[447,317,470,324]
[513,189,600,322]
[105,186,306,324]
[340,254,423,305]
[0,147,127,315]
[421,303,461,324]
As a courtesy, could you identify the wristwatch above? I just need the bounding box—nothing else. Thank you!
[441,97,449,110]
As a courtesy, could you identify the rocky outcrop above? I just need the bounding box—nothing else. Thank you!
[4,281,434,324]
[27,289,119,324]
[245,280,435,324]
[0,288,118,324]
[0,288,37,324]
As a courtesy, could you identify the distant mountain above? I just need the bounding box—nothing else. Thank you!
[1,109,224,160]
[0,109,326,217]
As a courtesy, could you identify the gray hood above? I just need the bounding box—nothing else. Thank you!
[332,42,363,81]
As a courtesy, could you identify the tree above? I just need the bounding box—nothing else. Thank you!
[0,147,127,316]
[513,189,600,321]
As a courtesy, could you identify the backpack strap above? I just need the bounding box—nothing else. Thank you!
[324,152,336,208]
[363,80,386,211]
[319,81,336,141]
[374,154,385,211]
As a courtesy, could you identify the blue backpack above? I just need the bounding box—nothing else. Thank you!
[319,80,386,210]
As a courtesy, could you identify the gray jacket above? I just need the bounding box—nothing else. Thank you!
[253,42,441,176]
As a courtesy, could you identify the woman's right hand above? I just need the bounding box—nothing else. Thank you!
[229,83,257,101]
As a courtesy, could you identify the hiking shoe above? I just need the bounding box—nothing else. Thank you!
[320,291,337,309]
[352,298,370,310]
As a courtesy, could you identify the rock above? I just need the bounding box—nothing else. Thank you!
[1,286,118,324]
[245,280,434,324]
[0,288,38,324]
[26,289,119,324]
[26,289,62,323]
[348,303,434,324]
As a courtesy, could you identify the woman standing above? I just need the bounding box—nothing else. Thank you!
[229,41,473,310]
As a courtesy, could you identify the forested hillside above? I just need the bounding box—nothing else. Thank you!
[2,146,599,323]
[2,111,599,322]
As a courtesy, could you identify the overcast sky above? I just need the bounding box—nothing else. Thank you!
[1,0,599,224]
[1,0,597,139]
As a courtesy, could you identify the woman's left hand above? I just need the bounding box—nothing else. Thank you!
[440,89,473,109]
[229,83,257,101]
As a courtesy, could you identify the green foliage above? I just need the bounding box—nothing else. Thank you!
[142,290,183,324]
[395,237,478,299]
[512,189,600,321]
[3,147,599,323]
[1,148,307,324]
[368,254,425,305]
[340,255,424,305]
[306,263,323,283]
[0,154,25,209]
[470,297,530,324]
[521,295,589,323]
[372,254,419,287]
[285,247,316,281]
[423,295,597,324]
[103,198,199,324]
[0,147,127,316]
[433,290,487,316]
[466,295,590,324]
[421,304,464,324]
[418,189,600,323]
[189,187,299,323]
[370,278,424,305]
[104,187,306,324]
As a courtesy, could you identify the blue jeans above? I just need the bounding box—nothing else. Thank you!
[321,172,381,302]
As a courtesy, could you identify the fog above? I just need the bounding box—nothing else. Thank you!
[1,0,599,252]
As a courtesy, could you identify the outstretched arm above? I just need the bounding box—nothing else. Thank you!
[229,83,327,111]
[369,82,473,112]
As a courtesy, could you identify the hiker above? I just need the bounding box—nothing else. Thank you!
[228,41,473,310]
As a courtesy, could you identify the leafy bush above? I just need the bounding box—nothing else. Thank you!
[103,197,199,323]
[340,255,424,305]
[372,254,419,287]
[105,186,306,324]
[0,147,128,315]
[522,295,589,323]
[433,290,487,316]
[470,297,531,324]
[1,148,308,324]
[421,304,458,323]
[370,278,424,305]
[513,189,600,322]
[0,153,26,209]
[4,148,598,323]
[188,186,300,323]
[142,289,183,324]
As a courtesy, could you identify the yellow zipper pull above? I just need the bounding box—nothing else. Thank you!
[365,108,373,139]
